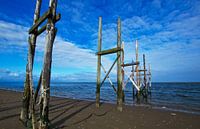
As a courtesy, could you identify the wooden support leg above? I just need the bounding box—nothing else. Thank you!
[39,1,57,129]
[20,0,42,124]
[143,54,147,97]
[96,17,102,108]
[117,17,123,111]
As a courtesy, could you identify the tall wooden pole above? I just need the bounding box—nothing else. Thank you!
[135,40,139,90]
[96,17,102,107]
[121,42,124,88]
[143,54,147,96]
[117,17,123,111]
[148,64,152,88]
[20,0,42,124]
[39,0,57,128]
[121,42,125,102]
[132,60,135,100]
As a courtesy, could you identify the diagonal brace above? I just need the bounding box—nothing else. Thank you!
[101,64,117,93]
[122,67,140,91]
[100,55,120,87]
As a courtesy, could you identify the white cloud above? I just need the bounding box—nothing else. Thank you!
[0,20,115,81]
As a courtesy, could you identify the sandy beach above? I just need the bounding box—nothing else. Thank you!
[0,89,200,129]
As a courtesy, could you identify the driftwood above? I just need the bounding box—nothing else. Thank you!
[39,0,57,128]
[20,0,42,125]
[21,0,60,129]
[116,18,123,111]
[96,17,102,108]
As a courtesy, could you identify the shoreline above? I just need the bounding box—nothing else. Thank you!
[0,89,200,129]
[0,87,200,115]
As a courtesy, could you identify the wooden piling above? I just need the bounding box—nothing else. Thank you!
[148,64,152,88]
[20,0,42,125]
[121,42,125,103]
[143,54,147,88]
[143,54,147,96]
[117,17,123,111]
[132,60,135,100]
[135,40,140,90]
[39,0,57,128]
[96,17,102,108]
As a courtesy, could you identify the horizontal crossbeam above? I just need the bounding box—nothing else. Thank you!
[36,13,61,36]
[96,47,121,56]
[121,61,139,67]
[135,69,147,72]
[140,73,151,76]
[29,9,51,34]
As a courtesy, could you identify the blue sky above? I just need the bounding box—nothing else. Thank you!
[0,0,200,82]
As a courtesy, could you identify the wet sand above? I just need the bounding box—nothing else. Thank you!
[0,89,200,129]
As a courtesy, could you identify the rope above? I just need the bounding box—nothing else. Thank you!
[37,87,50,105]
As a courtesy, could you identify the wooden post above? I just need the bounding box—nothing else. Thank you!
[135,40,140,90]
[132,60,135,100]
[117,17,123,111]
[121,42,125,102]
[39,0,57,128]
[143,54,147,96]
[20,0,42,125]
[96,17,102,108]
[148,64,152,92]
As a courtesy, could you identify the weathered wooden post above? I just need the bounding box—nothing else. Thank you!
[20,0,42,125]
[39,0,57,128]
[131,60,135,100]
[135,40,140,90]
[143,54,147,93]
[117,17,123,111]
[148,64,152,93]
[121,42,125,102]
[96,17,102,108]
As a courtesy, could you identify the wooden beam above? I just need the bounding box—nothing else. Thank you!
[40,1,58,128]
[135,69,147,72]
[121,61,139,67]
[36,13,61,36]
[29,9,51,34]
[121,42,125,103]
[140,73,151,76]
[20,0,42,126]
[96,47,121,55]
[96,17,102,108]
[135,40,140,89]
[143,54,147,89]
[131,60,135,100]
[117,17,123,111]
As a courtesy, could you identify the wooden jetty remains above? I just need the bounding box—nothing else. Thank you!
[96,17,123,111]
[20,0,60,129]
[96,17,152,110]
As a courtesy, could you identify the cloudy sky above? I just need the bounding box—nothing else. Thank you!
[0,0,200,82]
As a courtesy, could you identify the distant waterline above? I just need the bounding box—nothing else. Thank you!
[0,82,200,114]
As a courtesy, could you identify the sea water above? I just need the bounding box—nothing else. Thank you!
[0,82,200,114]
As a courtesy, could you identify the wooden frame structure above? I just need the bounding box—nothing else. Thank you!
[20,0,60,129]
[96,17,123,111]
[96,17,152,111]
[133,40,152,98]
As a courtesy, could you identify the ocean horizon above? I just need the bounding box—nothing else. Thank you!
[0,81,200,115]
